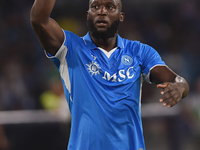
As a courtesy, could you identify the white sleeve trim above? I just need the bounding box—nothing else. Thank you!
[44,30,73,102]
[143,64,167,84]
[44,29,67,59]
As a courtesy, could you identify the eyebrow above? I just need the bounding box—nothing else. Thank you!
[89,0,118,8]
[90,0,117,5]
[89,0,122,12]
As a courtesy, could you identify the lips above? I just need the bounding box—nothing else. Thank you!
[95,20,108,27]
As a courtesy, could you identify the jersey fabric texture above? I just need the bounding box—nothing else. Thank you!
[46,30,166,150]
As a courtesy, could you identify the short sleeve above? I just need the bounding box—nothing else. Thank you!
[44,30,75,68]
[141,44,166,83]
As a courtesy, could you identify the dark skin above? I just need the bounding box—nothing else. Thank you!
[87,0,124,51]
[30,0,189,108]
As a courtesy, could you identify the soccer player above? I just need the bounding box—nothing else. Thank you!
[30,0,189,149]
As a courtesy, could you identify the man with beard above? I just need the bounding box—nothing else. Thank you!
[30,0,189,150]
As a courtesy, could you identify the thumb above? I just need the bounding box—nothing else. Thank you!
[157,83,169,89]
[157,83,170,95]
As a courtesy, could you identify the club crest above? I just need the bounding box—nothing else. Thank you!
[122,55,133,65]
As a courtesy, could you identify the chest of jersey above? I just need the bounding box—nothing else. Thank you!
[82,47,142,85]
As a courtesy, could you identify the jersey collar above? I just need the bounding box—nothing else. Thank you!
[82,32,124,50]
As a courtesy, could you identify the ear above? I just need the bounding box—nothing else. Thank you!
[119,12,125,22]
[87,11,89,19]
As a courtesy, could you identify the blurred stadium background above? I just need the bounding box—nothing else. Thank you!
[0,0,200,150]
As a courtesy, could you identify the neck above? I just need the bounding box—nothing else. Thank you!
[90,33,118,52]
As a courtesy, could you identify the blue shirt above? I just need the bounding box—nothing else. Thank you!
[47,30,166,150]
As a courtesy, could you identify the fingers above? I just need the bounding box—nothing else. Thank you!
[157,83,168,89]
[159,93,180,108]
[157,83,169,95]
[157,83,168,95]
[158,82,182,108]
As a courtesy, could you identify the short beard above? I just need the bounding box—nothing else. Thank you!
[87,18,120,40]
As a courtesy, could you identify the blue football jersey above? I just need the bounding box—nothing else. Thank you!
[46,30,166,150]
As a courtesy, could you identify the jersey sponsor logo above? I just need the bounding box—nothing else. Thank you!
[102,66,134,82]
[86,61,135,82]
[122,55,133,65]
[86,61,101,76]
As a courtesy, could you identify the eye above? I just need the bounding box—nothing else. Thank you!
[107,5,114,10]
[92,5,99,9]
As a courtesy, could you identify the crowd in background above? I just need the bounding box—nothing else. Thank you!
[0,0,200,149]
[1,0,200,109]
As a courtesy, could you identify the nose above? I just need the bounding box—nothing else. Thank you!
[97,6,107,15]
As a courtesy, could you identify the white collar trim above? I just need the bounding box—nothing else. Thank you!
[98,47,117,58]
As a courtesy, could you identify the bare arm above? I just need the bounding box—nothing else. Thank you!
[30,0,64,55]
[150,66,189,108]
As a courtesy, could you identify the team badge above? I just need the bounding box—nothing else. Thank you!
[122,55,133,65]
[86,61,101,76]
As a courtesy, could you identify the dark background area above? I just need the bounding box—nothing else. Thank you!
[0,0,200,150]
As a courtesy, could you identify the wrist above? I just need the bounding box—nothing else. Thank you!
[175,76,189,98]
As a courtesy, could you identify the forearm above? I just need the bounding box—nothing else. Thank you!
[30,0,56,25]
[151,66,190,107]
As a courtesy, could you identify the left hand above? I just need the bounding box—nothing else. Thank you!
[157,82,185,108]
